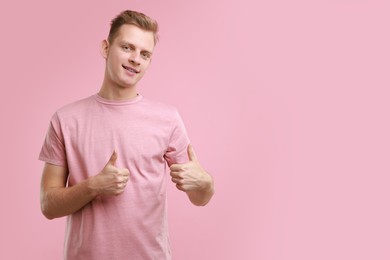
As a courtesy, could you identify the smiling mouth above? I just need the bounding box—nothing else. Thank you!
[122,65,139,73]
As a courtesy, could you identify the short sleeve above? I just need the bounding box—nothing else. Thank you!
[38,112,67,167]
[164,110,190,167]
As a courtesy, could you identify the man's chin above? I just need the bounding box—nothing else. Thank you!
[117,80,138,89]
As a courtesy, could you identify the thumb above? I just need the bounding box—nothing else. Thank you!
[187,144,198,162]
[106,150,117,166]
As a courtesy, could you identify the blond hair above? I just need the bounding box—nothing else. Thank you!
[108,10,159,45]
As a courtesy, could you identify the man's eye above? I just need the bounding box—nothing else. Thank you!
[142,53,150,59]
[122,46,131,51]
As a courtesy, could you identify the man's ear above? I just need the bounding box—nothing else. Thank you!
[100,39,109,59]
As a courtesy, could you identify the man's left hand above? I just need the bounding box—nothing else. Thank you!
[170,144,213,192]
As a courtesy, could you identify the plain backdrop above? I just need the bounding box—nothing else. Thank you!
[1,0,389,259]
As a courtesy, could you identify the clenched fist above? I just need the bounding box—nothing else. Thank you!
[90,151,130,196]
[170,144,213,192]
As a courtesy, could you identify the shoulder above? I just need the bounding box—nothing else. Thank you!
[54,95,95,120]
[51,96,93,123]
[141,97,178,112]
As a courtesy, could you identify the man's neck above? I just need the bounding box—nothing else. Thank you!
[98,83,138,101]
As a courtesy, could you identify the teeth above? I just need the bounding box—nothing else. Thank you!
[124,66,136,73]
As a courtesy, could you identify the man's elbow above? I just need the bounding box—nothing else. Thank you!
[40,194,58,220]
[42,213,56,220]
[40,201,56,220]
[41,208,55,220]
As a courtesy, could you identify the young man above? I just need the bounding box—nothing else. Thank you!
[39,10,214,260]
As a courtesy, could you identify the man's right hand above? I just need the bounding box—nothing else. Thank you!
[89,151,130,196]
[40,151,130,219]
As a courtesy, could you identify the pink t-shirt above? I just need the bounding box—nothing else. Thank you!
[39,93,190,260]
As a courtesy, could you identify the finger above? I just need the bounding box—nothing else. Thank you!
[170,171,182,178]
[169,164,183,171]
[187,144,198,162]
[106,150,118,166]
[171,177,181,184]
[120,168,130,176]
[176,184,186,192]
[114,188,125,196]
[170,164,189,172]
[121,176,129,183]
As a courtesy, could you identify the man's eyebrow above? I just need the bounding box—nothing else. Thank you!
[142,50,153,55]
[119,41,153,54]
[119,40,132,45]
[119,41,135,48]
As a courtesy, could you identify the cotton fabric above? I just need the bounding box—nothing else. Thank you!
[39,93,190,260]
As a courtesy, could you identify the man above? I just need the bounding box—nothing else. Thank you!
[39,10,214,260]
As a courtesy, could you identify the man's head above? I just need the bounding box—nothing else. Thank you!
[100,10,159,91]
[108,10,159,46]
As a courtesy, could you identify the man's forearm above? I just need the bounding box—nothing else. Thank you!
[41,154,130,219]
[41,178,97,219]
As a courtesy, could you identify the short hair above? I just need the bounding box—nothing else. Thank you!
[108,10,159,45]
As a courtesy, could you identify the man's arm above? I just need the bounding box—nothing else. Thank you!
[40,151,130,219]
[170,144,215,206]
[40,163,98,219]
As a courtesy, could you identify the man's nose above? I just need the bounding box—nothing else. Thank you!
[129,52,141,66]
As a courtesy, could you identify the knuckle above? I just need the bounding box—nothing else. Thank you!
[114,189,124,195]
[112,168,120,174]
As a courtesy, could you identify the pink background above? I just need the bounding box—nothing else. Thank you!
[1,0,389,259]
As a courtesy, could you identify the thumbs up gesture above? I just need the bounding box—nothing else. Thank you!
[170,144,213,192]
[90,151,130,196]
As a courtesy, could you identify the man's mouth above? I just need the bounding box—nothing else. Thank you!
[122,65,139,73]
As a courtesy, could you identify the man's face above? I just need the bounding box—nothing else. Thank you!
[102,24,155,89]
